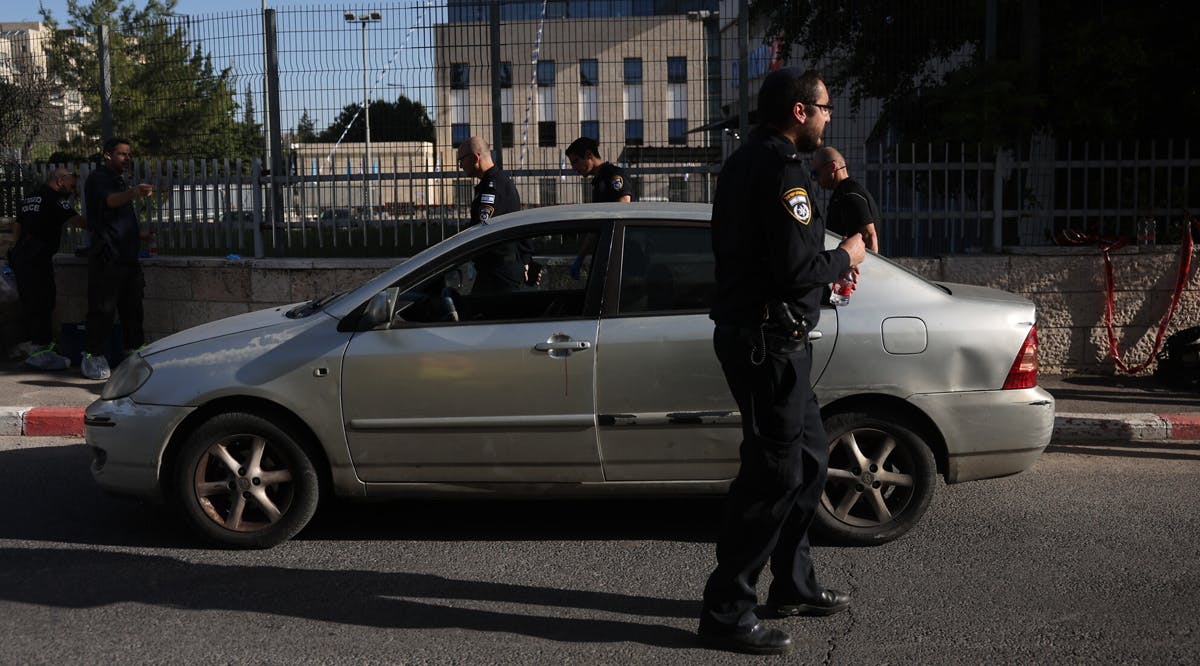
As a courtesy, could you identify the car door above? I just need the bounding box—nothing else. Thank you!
[594,223,837,482]
[340,222,610,484]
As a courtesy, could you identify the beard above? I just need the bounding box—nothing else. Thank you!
[794,125,824,153]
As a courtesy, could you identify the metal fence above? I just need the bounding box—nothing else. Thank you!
[3,1,1198,258]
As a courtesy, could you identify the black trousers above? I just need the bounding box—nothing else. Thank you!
[700,325,828,633]
[85,257,145,355]
[10,247,56,346]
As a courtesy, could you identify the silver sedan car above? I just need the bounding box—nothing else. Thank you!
[86,202,1055,548]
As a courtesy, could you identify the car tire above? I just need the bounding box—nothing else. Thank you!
[175,412,319,549]
[814,410,937,546]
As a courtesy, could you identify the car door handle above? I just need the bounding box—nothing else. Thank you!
[809,331,823,341]
[534,340,592,352]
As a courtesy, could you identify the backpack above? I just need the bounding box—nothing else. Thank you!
[1154,325,1200,390]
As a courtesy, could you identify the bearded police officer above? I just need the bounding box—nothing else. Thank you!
[698,68,867,655]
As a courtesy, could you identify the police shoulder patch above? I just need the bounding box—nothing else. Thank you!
[479,204,495,223]
[782,187,812,225]
[611,175,624,192]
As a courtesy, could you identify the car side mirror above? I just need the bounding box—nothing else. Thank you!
[363,287,398,330]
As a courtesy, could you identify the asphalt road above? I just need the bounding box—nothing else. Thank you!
[1,437,1198,664]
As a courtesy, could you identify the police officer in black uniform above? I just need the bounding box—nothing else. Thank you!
[813,146,881,253]
[9,167,85,370]
[81,137,156,380]
[699,68,867,656]
[565,137,634,202]
[456,136,532,294]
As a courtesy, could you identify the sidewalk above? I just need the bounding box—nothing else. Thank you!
[1,358,1197,441]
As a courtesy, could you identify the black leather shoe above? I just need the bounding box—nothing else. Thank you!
[698,623,793,655]
[767,588,852,617]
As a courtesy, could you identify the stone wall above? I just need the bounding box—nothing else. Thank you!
[5,244,1198,376]
[892,247,1200,375]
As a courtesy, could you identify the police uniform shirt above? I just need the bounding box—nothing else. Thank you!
[826,176,880,239]
[85,165,142,262]
[710,128,851,327]
[16,184,77,258]
[591,162,634,202]
[469,165,528,290]
[470,165,521,226]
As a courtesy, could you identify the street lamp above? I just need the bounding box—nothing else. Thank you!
[345,10,382,221]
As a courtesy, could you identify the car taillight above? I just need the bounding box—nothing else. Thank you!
[1003,326,1039,390]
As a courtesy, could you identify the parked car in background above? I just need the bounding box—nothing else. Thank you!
[85,203,1055,548]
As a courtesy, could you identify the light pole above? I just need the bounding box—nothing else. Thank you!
[345,10,382,221]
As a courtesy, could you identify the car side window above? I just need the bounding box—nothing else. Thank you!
[618,226,714,315]
[396,228,600,324]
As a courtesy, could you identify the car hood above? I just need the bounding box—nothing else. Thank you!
[139,302,311,356]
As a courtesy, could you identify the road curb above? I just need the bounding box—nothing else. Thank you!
[3,406,1200,443]
[1051,413,1200,444]
[0,406,86,437]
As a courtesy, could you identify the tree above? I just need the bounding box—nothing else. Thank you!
[40,0,261,160]
[295,109,318,144]
[317,96,435,144]
[0,28,65,164]
[759,0,1200,144]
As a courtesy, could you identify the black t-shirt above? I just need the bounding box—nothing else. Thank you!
[710,128,850,327]
[16,184,77,257]
[85,165,142,263]
[825,177,880,239]
[591,162,634,202]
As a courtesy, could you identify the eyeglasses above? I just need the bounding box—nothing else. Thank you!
[456,153,473,165]
[807,101,834,114]
[810,163,844,180]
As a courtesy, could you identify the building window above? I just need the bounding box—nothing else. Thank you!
[537,60,556,88]
[450,63,469,89]
[580,59,598,87]
[625,119,643,146]
[538,121,557,147]
[623,57,642,85]
[580,120,599,141]
[667,56,688,147]
[539,178,558,206]
[451,123,470,147]
[667,57,687,84]
[668,119,688,145]
[501,122,514,148]
[537,60,556,147]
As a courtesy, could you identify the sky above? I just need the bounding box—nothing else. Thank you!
[7,1,441,138]
[7,1,308,24]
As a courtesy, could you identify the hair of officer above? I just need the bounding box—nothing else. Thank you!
[102,137,131,155]
[565,137,600,160]
[757,68,825,128]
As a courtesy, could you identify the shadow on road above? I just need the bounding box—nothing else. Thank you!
[0,546,700,648]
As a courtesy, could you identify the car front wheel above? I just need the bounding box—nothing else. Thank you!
[814,410,936,546]
[175,412,319,549]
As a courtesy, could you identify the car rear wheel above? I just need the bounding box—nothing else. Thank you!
[175,412,319,549]
[814,410,936,546]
